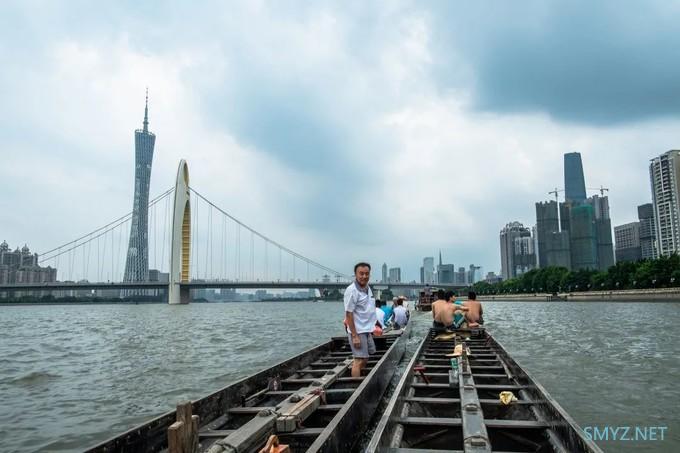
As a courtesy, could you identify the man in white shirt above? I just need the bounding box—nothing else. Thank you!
[393,296,409,329]
[344,262,377,378]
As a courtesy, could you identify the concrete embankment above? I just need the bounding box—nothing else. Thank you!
[479,287,680,302]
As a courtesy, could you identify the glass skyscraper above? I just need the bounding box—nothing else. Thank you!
[123,92,156,282]
[564,152,587,203]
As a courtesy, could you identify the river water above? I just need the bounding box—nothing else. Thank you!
[0,301,678,452]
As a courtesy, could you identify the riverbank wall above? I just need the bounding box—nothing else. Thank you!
[479,287,680,302]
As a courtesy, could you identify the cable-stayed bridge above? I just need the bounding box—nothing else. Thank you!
[1,161,464,303]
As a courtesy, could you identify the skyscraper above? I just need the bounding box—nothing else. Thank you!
[614,222,641,262]
[638,203,657,259]
[437,264,455,284]
[499,221,536,280]
[513,236,536,276]
[467,264,482,284]
[649,150,680,256]
[124,91,156,283]
[554,196,614,271]
[534,152,614,272]
[435,251,454,284]
[564,152,587,203]
[590,195,615,270]
[381,263,388,283]
[535,201,571,269]
[388,267,401,283]
[422,257,434,284]
[568,204,598,270]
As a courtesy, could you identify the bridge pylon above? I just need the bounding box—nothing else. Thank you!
[168,160,191,304]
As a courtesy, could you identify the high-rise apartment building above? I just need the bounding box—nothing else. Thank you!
[123,93,156,282]
[388,267,401,283]
[564,152,587,203]
[499,222,536,280]
[614,222,642,262]
[513,236,536,276]
[535,201,571,269]
[638,203,657,259]
[381,263,388,283]
[649,150,680,256]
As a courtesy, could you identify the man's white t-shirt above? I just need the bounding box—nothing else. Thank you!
[393,305,408,326]
[344,281,377,334]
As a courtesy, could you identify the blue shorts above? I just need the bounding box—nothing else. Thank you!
[348,332,376,358]
[453,312,465,328]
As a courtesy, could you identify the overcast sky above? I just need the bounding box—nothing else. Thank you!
[2,0,679,281]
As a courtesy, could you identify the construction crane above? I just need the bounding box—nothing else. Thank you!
[548,187,565,203]
[547,188,565,231]
[587,185,609,197]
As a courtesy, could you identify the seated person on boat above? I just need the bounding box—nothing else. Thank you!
[392,296,409,329]
[464,291,484,327]
[375,299,387,328]
[381,298,394,325]
[432,290,469,331]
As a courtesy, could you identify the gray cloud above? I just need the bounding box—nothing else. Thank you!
[2,1,680,279]
[430,0,680,124]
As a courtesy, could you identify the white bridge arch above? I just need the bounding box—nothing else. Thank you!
[168,160,191,304]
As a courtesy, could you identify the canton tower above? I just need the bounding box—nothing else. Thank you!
[123,90,156,282]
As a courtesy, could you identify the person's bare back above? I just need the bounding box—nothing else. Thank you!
[464,300,481,321]
[463,292,483,327]
[432,299,453,325]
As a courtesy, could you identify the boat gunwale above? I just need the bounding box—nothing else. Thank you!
[366,333,427,452]
[306,323,412,452]
[85,338,340,452]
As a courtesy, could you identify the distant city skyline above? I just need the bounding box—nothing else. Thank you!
[502,152,616,275]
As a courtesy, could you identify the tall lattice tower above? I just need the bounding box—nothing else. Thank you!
[123,90,156,282]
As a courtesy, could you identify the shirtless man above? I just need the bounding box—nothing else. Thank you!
[432,290,468,331]
[464,291,484,327]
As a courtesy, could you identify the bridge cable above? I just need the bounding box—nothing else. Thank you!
[188,187,349,279]
[38,187,173,258]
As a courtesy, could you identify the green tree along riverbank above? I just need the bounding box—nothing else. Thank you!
[473,254,680,295]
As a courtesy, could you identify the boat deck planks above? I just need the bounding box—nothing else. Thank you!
[367,328,603,453]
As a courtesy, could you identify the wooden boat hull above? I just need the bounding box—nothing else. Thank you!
[86,326,411,453]
[367,328,602,453]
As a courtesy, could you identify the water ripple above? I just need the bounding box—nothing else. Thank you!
[0,301,678,452]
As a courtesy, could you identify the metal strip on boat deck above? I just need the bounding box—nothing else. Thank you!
[457,342,491,453]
